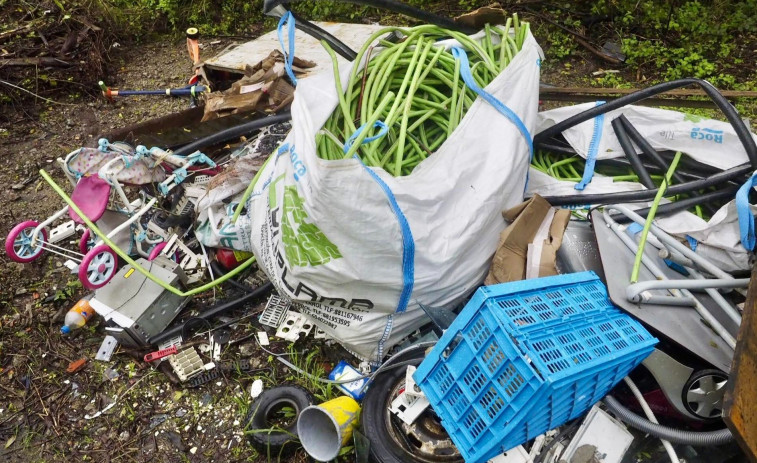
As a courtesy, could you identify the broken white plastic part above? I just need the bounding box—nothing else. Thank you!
[257,331,270,346]
[95,335,119,362]
[250,379,264,399]
[390,389,430,425]
[48,220,76,244]
[63,260,78,272]
[562,405,633,463]
[404,365,425,400]
[487,446,529,463]
[275,311,313,342]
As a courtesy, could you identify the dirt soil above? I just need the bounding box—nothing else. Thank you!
[0,24,749,463]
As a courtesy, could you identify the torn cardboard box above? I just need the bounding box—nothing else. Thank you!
[485,194,571,285]
[202,49,314,121]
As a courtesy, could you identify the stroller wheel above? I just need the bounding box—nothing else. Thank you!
[79,229,96,254]
[79,245,118,290]
[6,221,47,263]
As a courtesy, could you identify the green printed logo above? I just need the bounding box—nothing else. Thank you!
[684,113,705,123]
[279,185,342,267]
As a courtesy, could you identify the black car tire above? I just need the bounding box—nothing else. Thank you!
[361,355,463,463]
[245,385,314,455]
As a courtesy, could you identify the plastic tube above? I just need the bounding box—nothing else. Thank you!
[610,187,738,223]
[542,163,752,206]
[630,152,682,282]
[171,112,292,158]
[604,395,733,446]
[622,377,679,463]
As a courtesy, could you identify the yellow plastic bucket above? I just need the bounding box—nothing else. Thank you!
[297,396,360,461]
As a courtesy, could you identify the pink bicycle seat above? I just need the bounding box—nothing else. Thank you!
[68,175,111,224]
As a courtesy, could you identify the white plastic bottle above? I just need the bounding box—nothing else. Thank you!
[61,296,94,334]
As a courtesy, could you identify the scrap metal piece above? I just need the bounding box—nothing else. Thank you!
[259,294,290,328]
[91,258,189,348]
[275,311,313,341]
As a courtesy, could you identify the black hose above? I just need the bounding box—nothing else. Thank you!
[604,395,734,446]
[210,260,257,293]
[542,163,753,206]
[171,112,292,158]
[149,282,274,346]
[610,186,739,223]
[533,79,757,169]
[290,12,357,60]
[264,0,478,34]
[598,158,707,182]
[612,117,655,189]
[618,115,687,185]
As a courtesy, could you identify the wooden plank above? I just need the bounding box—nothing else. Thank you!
[724,265,757,463]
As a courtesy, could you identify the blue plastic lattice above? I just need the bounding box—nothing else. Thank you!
[413,272,657,463]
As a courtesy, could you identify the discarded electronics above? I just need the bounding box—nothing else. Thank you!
[89,257,190,348]
[561,405,633,463]
[413,272,657,463]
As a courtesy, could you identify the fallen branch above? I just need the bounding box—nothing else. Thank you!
[0,57,72,67]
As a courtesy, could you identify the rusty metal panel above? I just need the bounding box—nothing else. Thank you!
[202,22,386,79]
[724,265,757,463]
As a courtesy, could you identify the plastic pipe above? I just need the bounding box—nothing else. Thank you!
[604,395,733,446]
[542,163,752,207]
[170,112,292,158]
[630,152,682,282]
[622,377,679,463]
[612,117,655,189]
[618,115,687,185]
[627,278,749,302]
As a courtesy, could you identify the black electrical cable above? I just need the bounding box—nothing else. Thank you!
[171,112,292,158]
[533,79,757,169]
[618,115,687,185]
[612,117,656,189]
[542,163,753,206]
[264,0,478,34]
[149,281,274,346]
[610,186,739,223]
[290,12,357,60]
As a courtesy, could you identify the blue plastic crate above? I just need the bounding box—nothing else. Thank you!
[466,271,611,335]
[413,272,657,463]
